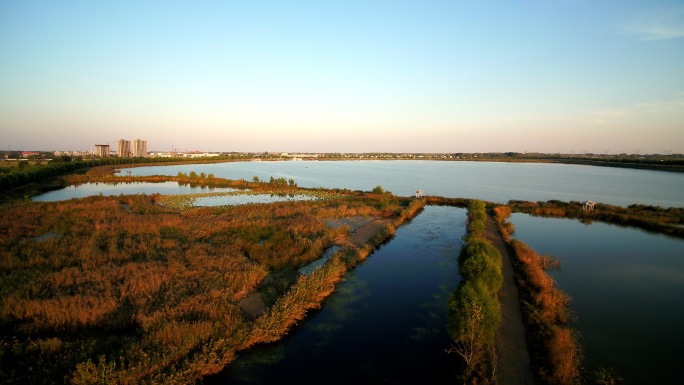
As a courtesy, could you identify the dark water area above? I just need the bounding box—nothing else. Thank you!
[207,206,466,385]
[510,213,684,384]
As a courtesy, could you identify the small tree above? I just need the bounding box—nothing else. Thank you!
[447,281,499,373]
[71,355,117,385]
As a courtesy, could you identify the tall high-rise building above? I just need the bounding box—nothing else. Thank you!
[133,139,148,157]
[117,139,131,158]
[94,144,110,158]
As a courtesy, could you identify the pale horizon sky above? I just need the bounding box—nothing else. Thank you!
[1,1,683,154]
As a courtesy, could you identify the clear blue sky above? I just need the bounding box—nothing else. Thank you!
[1,1,683,153]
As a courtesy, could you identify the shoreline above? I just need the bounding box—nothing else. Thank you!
[2,156,681,204]
[486,215,536,384]
[110,156,684,173]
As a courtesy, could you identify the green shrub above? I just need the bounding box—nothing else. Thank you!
[459,250,502,294]
[447,199,502,381]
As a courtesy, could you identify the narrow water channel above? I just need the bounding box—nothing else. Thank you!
[207,205,466,384]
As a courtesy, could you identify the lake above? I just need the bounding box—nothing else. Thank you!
[124,161,684,208]
[207,205,465,384]
[33,161,684,208]
[509,213,684,384]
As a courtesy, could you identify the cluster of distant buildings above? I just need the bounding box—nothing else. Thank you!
[94,139,147,158]
[91,140,223,158]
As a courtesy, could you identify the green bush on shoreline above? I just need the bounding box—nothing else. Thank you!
[447,200,502,383]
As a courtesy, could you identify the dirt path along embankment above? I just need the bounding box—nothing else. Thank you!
[485,216,536,385]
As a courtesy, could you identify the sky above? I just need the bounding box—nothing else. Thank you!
[1,1,683,154]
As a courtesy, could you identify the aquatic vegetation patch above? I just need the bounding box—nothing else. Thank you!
[156,189,342,210]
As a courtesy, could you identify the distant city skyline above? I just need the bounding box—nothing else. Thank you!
[1,1,683,154]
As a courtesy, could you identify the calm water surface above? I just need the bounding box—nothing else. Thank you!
[32,182,236,202]
[510,213,684,384]
[208,206,465,384]
[33,161,684,207]
[126,161,684,207]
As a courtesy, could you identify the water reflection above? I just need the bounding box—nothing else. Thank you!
[509,213,684,384]
[209,206,465,384]
[125,161,684,207]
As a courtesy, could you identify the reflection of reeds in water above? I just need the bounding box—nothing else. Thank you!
[225,343,287,383]
[303,275,370,348]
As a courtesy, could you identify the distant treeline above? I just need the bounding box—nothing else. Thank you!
[0,157,185,192]
[0,155,269,193]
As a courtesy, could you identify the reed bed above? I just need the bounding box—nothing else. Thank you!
[0,187,421,384]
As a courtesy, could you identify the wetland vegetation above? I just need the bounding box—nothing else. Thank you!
[0,172,424,384]
[2,159,683,384]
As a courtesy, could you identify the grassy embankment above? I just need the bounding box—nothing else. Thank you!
[493,205,582,385]
[0,174,425,384]
[446,200,503,384]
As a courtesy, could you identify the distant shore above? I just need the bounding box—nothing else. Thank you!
[107,155,684,173]
[1,154,682,204]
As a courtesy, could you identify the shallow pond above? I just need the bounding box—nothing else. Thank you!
[509,213,684,384]
[207,205,466,384]
[32,182,236,202]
